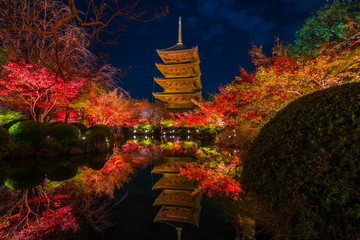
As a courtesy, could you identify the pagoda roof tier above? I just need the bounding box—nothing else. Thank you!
[154,205,200,226]
[151,159,192,174]
[153,92,201,112]
[152,173,196,191]
[157,46,199,64]
[153,189,201,208]
[156,62,200,78]
[153,91,201,110]
[154,76,202,92]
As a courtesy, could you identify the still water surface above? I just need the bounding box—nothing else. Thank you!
[0,136,237,240]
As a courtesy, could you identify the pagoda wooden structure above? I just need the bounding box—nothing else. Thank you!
[153,17,202,112]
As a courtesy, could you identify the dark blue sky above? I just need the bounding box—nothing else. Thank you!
[101,0,327,100]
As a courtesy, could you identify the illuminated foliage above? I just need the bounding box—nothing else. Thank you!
[74,83,139,126]
[67,153,133,198]
[179,147,242,200]
[0,186,79,240]
[0,109,22,125]
[160,140,198,155]
[0,61,85,122]
[137,100,165,126]
[12,206,79,240]
[192,32,359,151]
[122,141,139,154]
[291,0,360,59]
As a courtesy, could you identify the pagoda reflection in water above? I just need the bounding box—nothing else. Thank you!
[152,155,202,239]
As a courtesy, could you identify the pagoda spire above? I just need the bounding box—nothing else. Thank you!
[177,16,182,45]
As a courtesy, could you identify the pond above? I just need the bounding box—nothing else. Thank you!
[0,135,238,240]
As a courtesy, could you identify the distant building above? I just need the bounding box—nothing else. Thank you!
[153,17,202,112]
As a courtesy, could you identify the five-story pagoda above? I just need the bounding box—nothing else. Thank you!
[153,17,202,112]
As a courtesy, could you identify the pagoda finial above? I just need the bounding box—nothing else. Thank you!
[177,16,182,45]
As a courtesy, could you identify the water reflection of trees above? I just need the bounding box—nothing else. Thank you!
[0,136,243,239]
[0,185,79,239]
[0,145,161,239]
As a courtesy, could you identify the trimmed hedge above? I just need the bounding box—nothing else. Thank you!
[49,123,81,142]
[241,83,360,239]
[85,124,114,148]
[9,120,48,146]
[0,126,10,152]
[39,137,63,154]
[64,138,88,151]
[46,121,63,128]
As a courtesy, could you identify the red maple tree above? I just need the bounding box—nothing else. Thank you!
[0,60,85,122]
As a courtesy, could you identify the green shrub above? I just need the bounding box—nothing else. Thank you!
[2,119,27,130]
[49,123,80,142]
[39,137,63,154]
[0,126,10,152]
[9,120,48,146]
[6,141,37,158]
[47,121,63,127]
[63,138,88,150]
[71,122,87,134]
[85,124,114,149]
[241,83,360,239]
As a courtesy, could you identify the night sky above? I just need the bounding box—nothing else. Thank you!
[102,0,327,100]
